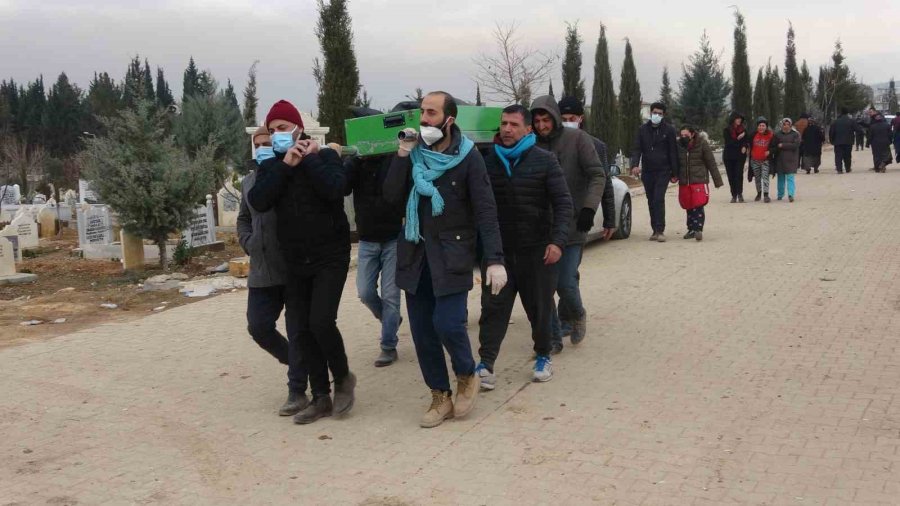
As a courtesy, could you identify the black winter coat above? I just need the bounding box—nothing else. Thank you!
[801,123,825,157]
[344,155,404,243]
[722,124,751,161]
[383,126,504,297]
[630,121,680,175]
[589,135,617,230]
[829,115,856,146]
[485,144,573,251]
[248,148,350,273]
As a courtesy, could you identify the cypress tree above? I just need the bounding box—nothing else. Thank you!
[182,57,200,102]
[783,23,805,119]
[122,56,144,109]
[589,24,619,156]
[475,84,483,106]
[17,77,46,149]
[677,32,731,134]
[86,72,123,134]
[659,67,673,106]
[141,60,155,103]
[548,79,555,98]
[312,0,361,145]
[766,64,783,123]
[889,78,899,113]
[731,9,752,116]
[0,79,20,133]
[618,39,642,156]
[224,79,240,111]
[561,22,586,104]
[242,61,259,126]
[753,68,768,121]
[155,67,174,108]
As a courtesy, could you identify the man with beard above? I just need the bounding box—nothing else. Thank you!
[383,91,506,428]
[475,104,572,389]
[529,95,606,353]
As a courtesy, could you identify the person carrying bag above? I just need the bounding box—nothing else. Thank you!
[676,126,723,241]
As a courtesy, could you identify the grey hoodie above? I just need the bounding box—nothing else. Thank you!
[530,95,607,245]
[237,170,288,288]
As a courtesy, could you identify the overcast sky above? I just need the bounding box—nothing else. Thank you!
[1,0,897,124]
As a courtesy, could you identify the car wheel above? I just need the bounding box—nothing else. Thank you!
[612,195,631,240]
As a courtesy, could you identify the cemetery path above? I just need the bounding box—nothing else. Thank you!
[4,150,900,504]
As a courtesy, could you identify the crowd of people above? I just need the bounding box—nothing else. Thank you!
[237,93,900,428]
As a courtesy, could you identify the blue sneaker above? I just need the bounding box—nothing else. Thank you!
[533,355,553,382]
[475,362,496,390]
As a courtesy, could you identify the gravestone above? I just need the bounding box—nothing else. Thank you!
[120,229,145,270]
[0,236,15,276]
[78,179,101,204]
[32,193,47,205]
[0,214,39,251]
[217,186,241,227]
[77,205,113,246]
[39,206,58,238]
[0,184,21,206]
[182,195,217,248]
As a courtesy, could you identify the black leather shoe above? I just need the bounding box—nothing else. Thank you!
[374,349,398,367]
[293,395,333,424]
[332,372,357,415]
[278,390,309,416]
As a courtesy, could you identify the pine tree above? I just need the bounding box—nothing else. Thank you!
[548,79,555,98]
[561,22,586,104]
[122,55,150,109]
[182,57,200,102]
[782,23,805,119]
[677,32,732,134]
[86,72,123,133]
[312,0,361,145]
[224,80,239,111]
[753,68,769,121]
[17,77,46,149]
[659,67,673,106]
[242,61,259,127]
[589,24,619,156]
[197,71,217,98]
[618,39,642,156]
[475,84,483,106]
[888,78,899,113]
[173,89,245,186]
[43,73,86,159]
[81,101,215,269]
[0,79,19,133]
[155,67,174,108]
[765,64,783,123]
[731,9,752,116]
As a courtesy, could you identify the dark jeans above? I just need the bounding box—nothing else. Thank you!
[686,206,705,232]
[550,244,585,344]
[835,144,853,172]
[247,286,308,393]
[642,170,671,234]
[855,132,865,150]
[723,157,745,198]
[893,137,900,163]
[284,259,350,398]
[478,248,557,369]
[406,261,475,393]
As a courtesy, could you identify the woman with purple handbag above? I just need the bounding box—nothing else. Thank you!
[676,126,724,241]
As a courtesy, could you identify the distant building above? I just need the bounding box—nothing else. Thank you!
[872,83,893,113]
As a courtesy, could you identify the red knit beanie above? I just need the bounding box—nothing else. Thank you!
[265,100,304,130]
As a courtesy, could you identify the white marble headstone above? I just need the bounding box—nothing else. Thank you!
[0,236,15,275]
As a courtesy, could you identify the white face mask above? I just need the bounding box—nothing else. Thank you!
[650,114,663,125]
[562,121,580,129]
[420,117,452,146]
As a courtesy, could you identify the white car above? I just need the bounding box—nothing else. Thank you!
[586,165,632,242]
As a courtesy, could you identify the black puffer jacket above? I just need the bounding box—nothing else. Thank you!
[344,155,404,243]
[722,112,751,161]
[630,120,680,175]
[485,141,573,251]
[248,148,350,273]
[383,125,504,297]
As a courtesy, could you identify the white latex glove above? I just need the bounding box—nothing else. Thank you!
[485,264,508,296]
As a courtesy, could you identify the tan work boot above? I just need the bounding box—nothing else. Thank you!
[454,374,479,418]
[420,390,454,428]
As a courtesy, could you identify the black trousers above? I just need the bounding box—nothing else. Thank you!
[477,248,558,370]
[247,286,308,394]
[834,144,853,172]
[642,171,671,234]
[723,157,746,198]
[855,132,865,150]
[284,258,350,398]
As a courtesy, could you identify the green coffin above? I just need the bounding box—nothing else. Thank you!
[344,106,504,157]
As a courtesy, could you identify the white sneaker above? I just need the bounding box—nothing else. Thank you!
[533,355,553,382]
[475,362,496,390]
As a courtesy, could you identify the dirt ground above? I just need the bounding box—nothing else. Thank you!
[0,228,246,349]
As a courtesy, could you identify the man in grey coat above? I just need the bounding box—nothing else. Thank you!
[530,95,607,352]
[237,126,309,417]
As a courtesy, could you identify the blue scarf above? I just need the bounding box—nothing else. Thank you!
[493,133,536,177]
[404,136,475,243]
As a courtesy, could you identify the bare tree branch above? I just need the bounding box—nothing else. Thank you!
[472,21,558,105]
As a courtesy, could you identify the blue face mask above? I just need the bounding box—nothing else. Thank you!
[255,146,275,165]
[271,127,297,153]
